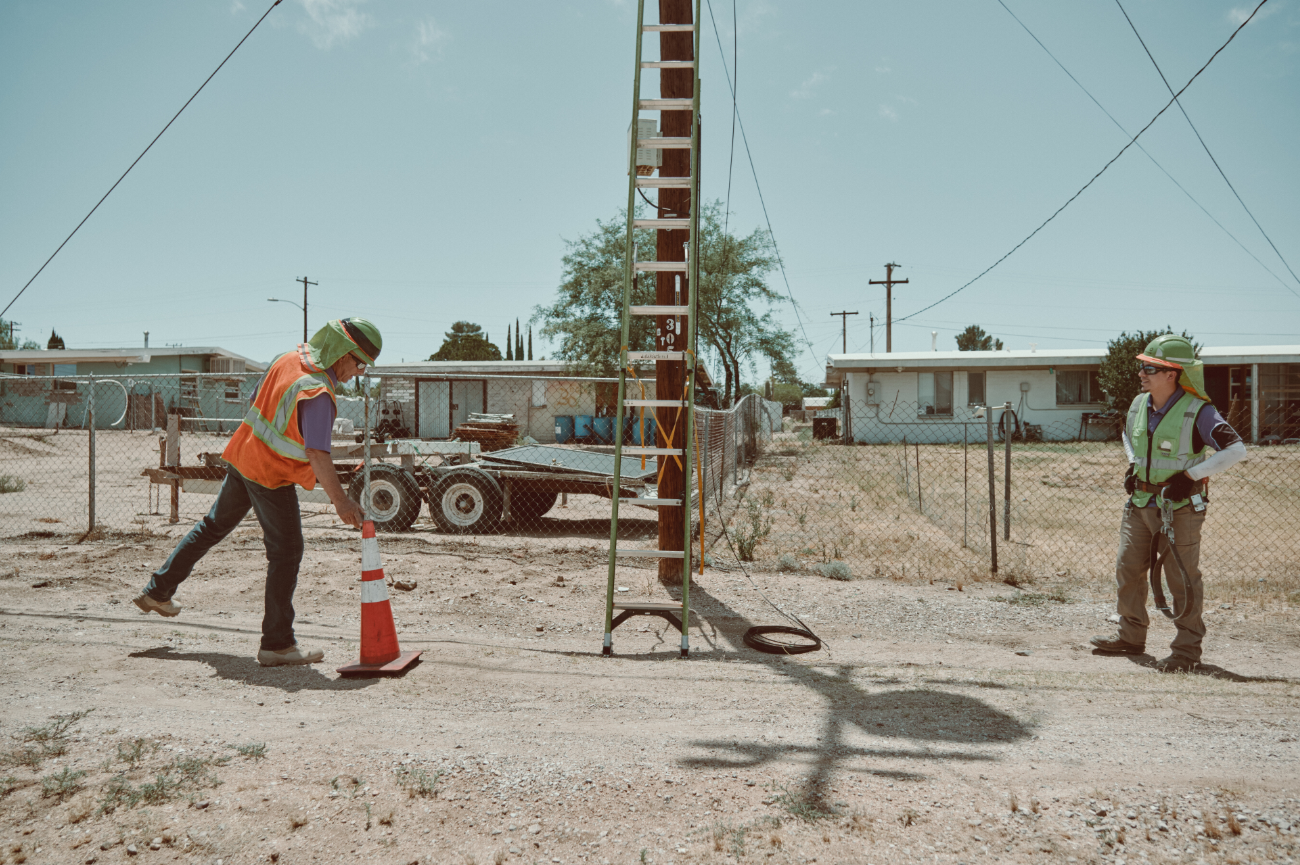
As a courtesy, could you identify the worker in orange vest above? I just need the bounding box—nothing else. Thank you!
[133,319,381,666]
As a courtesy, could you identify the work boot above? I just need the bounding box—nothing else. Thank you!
[257,644,324,667]
[133,591,181,618]
[1089,634,1145,655]
[1154,654,1199,673]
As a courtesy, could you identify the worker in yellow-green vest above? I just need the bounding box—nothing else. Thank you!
[1090,334,1248,671]
[132,319,381,667]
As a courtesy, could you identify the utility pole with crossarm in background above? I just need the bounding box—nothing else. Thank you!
[869,263,908,353]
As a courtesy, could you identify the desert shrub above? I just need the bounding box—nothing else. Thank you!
[814,561,852,581]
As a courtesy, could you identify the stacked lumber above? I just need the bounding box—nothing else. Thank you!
[453,413,518,452]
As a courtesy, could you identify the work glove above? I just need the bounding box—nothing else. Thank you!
[1165,472,1196,501]
[1124,464,1136,495]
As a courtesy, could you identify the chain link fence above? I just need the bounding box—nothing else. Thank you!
[1,372,1294,600]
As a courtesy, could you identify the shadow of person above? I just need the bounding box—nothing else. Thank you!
[127,646,381,692]
[604,583,1032,801]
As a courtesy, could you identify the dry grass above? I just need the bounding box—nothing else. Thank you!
[720,438,1300,603]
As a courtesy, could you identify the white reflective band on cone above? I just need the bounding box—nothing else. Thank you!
[360,581,390,604]
[362,538,382,571]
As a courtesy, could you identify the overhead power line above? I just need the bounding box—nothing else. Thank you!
[995,0,1294,295]
[0,0,284,320]
[897,0,1272,324]
[704,0,821,378]
[1113,0,1300,295]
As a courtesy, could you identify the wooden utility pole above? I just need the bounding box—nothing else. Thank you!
[868,263,908,352]
[298,277,316,343]
[655,0,694,584]
[829,311,858,353]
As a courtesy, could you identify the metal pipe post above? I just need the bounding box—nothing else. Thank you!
[88,374,96,531]
[1003,401,1012,542]
[962,424,968,548]
[985,406,998,574]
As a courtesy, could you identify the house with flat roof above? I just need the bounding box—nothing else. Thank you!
[0,346,266,430]
[823,345,1299,444]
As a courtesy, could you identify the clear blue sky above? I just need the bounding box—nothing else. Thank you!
[2,0,1297,381]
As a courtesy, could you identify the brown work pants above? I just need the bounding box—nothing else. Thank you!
[1114,501,1207,662]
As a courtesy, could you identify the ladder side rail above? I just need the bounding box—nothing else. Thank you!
[679,2,703,658]
[606,0,649,655]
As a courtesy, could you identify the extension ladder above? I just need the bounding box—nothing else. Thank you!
[602,0,702,659]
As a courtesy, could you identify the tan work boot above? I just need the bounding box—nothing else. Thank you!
[133,592,181,618]
[1089,634,1144,655]
[257,644,324,667]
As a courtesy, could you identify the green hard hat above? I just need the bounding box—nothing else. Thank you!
[1137,333,1209,401]
[341,317,382,364]
[1136,333,1195,370]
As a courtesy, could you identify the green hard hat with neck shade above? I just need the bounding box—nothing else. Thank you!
[304,318,382,370]
[1137,333,1209,402]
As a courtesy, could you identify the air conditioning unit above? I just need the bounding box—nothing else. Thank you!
[210,357,244,374]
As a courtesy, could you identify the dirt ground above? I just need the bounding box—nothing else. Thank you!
[1,525,1298,865]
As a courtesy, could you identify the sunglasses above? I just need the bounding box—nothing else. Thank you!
[1138,364,1175,375]
[351,353,368,370]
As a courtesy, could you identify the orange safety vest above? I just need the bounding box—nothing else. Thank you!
[223,347,337,490]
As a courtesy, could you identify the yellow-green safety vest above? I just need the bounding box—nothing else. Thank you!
[1126,390,1207,509]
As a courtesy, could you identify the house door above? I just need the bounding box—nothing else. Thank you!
[417,381,450,439]
[450,380,484,432]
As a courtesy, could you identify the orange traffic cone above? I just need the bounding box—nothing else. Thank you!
[336,520,421,675]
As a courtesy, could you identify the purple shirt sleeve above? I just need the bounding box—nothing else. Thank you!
[1195,403,1242,451]
[296,369,339,452]
[298,393,337,451]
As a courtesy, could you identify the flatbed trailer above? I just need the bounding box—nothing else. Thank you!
[143,440,659,533]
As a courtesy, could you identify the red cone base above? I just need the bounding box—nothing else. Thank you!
[336,650,421,676]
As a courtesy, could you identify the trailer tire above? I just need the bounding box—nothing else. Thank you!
[428,470,502,534]
[506,483,558,525]
[347,464,422,532]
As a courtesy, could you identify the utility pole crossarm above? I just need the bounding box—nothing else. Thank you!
[868,262,908,353]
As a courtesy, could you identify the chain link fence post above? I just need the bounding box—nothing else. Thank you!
[88,372,96,531]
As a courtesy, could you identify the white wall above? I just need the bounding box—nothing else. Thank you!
[842,367,1106,443]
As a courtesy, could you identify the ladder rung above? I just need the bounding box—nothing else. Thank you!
[625,399,684,407]
[639,99,694,111]
[643,24,696,32]
[636,177,692,188]
[616,549,686,559]
[637,137,692,149]
[634,261,688,271]
[633,219,690,230]
[625,498,681,507]
[627,351,687,361]
[642,61,695,69]
[631,305,689,315]
[624,447,683,456]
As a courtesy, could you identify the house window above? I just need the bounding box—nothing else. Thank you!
[52,363,78,391]
[224,382,242,401]
[918,371,953,416]
[1057,370,1101,405]
[532,379,547,407]
[967,371,986,406]
[13,364,35,375]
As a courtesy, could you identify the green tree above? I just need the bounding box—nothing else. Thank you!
[47,330,65,350]
[1097,326,1199,412]
[505,322,513,361]
[0,320,40,351]
[527,326,533,360]
[534,202,794,404]
[955,324,1003,351]
[429,321,502,361]
[515,319,523,361]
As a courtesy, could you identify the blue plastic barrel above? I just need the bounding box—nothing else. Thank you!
[632,414,657,446]
[574,415,593,439]
[554,416,574,444]
[592,416,615,444]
